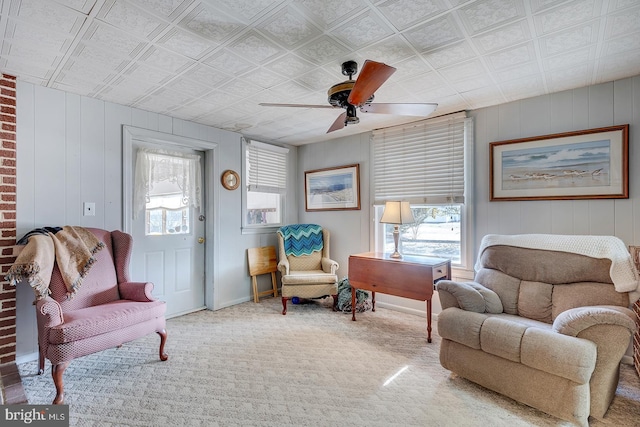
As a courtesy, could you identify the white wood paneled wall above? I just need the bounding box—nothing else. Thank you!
[471,76,640,250]
[15,82,298,360]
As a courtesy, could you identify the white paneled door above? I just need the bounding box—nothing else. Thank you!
[129,146,206,318]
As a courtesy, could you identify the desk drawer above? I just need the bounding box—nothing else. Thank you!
[433,263,449,281]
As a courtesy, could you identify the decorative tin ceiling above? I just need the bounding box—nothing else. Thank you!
[1,0,639,145]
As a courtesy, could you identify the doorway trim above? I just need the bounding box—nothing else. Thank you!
[122,125,219,311]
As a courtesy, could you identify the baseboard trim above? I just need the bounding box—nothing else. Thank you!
[621,355,634,366]
[376,301,427,318]
[15,352,39,365]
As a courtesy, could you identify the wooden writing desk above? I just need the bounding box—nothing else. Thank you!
[348,252,451,343]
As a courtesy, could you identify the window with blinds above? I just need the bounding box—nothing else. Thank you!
[372,112,471,205]
[244,139,289,229]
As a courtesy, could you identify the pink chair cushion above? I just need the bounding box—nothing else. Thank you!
[48,299,166,344]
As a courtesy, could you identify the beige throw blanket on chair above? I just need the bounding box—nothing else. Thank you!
[7,226,105,299]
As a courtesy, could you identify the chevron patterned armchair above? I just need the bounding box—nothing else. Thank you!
[276,224,339,315]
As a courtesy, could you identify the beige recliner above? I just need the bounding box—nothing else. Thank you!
[436,234,638,427]
[276,224,338,315]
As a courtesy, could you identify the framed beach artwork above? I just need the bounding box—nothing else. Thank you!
[305,164,361,211]
[490,125,629,201]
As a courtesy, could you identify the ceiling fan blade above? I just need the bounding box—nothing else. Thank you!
[347,60,396,106]
[360,103,438,116]
[259,103,336,109]
[327,112,347,133]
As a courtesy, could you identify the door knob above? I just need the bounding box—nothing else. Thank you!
[198,237,205,244]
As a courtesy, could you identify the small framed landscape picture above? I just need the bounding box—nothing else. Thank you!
[305,164,360,211]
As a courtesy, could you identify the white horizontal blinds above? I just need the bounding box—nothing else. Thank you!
[246,139,289,194]
[373,112,468,205]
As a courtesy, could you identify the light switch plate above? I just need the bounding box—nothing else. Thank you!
[83,202,96,216]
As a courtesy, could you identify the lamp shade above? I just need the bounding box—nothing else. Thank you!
[380,201,415,225]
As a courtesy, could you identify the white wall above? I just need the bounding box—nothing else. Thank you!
[297,74,640,317]
[472,77,640,245]
[15,82,298,360]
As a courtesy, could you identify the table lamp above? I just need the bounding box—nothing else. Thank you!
[380,201,415,259]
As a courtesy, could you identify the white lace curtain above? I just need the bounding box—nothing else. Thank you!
[134,148,202,219]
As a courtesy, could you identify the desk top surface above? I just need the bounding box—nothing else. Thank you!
[350,252,450,266]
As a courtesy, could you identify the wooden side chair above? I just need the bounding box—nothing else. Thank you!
[247,246,278,303]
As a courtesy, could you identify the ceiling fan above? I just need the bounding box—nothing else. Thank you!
[259,60,438,134]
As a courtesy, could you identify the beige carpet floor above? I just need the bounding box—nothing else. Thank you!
[19,297,640,426]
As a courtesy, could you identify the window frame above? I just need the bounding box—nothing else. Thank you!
[241,138,289,234]
[370,113,474,270]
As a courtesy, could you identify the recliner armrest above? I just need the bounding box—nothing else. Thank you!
[277,259,289,276]
[119,281,156,302]
[553,305,636,337]
[436,280,503,313]
[36,297,63,328]
[321,257,338,274]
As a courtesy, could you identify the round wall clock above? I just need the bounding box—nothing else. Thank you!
[221,170,240,190]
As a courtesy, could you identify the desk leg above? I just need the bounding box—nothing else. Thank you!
[372,291,376,312]
[351,286,356,321]
[426,299,432,343]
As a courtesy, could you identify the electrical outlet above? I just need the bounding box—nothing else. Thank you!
[83,202,96,216]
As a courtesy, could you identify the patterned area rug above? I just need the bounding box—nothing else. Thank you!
[19,298,640,426]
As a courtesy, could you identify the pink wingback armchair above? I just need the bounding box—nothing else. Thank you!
[35,228,168,404]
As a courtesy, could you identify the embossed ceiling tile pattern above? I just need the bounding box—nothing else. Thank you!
[219,79,264,99]
[440,58,488,82]
[450,74,494,93]
[546,64,592,89]
[471,20,531,54]
[294,68,338,92]
[7,19,71,54]
[71,43,129,73]
[392,56,432,79]
[208,0,279,23]
[486,42,536,70]
[597,50,640,78]
[53,73,102,95]
[271,80,315,99]
[331,10,394,50]
[404,14,463,52]
[259,6,321,48]
[83,21,145,58]
[157,28,215,60]
[400,71,449,94]
[542,46,595,71]
[608,0,639,11]
[604,6,640,39]
[98,0,165,39]
[295,35,349,65]
[61,58,118,83]
[501,76,545,100]
[423,41,477,69]
[376,0,448,31]
[357,35,416,65]
[203,49,255,75]
[163,76,214,98]
[182,63,233,87]
[13,0,85,33]
[458,0,526,35]
[602,32,640,57]
[538,22,599,58]
[52,0,97,14]
[496,62,540,81]
[460,85,502,108]
[263,53,315,77]
[141,46,195,74]
[133,0,194,19]
[199,89,243,107]
[292,0,368,29]
[242,68,288,89]
[179,3,244,43]
[124,62,175,85]
[533,0,601,35]
[0,57,51,82]
[229,30,284,64]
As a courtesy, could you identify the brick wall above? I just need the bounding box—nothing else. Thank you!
[0,73,17,365]
[634,299,640,377]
